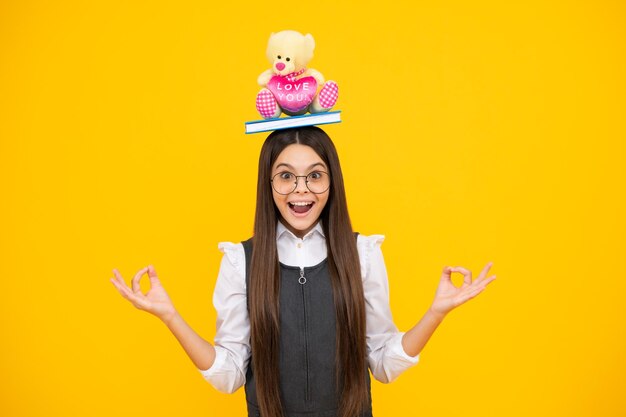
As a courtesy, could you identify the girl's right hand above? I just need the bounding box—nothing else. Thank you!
[110,265,177,323]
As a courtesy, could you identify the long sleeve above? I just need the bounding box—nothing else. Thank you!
[358,234,420,384]
[197,242,251,394]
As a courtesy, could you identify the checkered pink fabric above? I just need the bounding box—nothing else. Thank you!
[284,68,307,82]
[256,89,277,119]
[319,81,338,109]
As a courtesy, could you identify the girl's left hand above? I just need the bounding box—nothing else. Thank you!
[429,262,496,318]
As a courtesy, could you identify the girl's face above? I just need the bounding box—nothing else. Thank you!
[271,144,330,239]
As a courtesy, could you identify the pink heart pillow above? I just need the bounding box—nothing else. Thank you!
[266,75,318,113]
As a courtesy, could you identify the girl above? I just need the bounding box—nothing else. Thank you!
[110,126,496,417]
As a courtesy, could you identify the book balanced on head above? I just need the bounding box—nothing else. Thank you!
[245,111,341,134]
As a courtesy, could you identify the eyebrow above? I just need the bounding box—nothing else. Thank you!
[274,162,326,171]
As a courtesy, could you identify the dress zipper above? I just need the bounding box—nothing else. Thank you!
[300,267,310,402]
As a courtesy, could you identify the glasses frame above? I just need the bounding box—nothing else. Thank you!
[270,170,331,195]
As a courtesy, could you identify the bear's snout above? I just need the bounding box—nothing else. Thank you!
[275,62,286,71]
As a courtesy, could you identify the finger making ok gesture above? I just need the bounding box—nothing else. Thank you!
[110,265,177,322]
[429,262,497,317]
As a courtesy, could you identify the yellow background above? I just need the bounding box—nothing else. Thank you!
[1,0,625,416]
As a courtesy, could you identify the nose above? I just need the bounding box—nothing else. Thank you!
[275,62,285,71]
[294,176,308,193]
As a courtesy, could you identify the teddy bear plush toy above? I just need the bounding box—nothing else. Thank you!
[256,30,338,119]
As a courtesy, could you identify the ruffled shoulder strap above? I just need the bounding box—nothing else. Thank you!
[217,241,246,278]
[356,233,386,278]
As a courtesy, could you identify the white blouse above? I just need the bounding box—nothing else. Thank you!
[198,220,420,393]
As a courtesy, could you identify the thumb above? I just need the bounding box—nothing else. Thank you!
[147,265,161,284]
[440,266,453,282]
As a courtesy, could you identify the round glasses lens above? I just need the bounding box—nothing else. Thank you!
[272,172,297,194]
[306,171,330,193]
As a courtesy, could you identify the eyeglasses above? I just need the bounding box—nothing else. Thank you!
[271,171,330,195]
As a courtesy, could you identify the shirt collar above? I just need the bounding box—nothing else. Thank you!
[276,219,325,241]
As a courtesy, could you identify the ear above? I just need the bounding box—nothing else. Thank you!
[304,33,315,51]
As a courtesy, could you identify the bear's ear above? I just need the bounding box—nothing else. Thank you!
[304,33,315,51]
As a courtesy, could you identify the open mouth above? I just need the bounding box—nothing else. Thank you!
[288,201,314,216]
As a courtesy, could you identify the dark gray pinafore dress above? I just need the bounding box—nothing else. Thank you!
[241,236,374,417]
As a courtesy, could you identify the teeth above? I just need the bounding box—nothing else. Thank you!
[290,201,312,206]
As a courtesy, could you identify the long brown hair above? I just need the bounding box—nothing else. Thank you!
[249,126,368,417]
